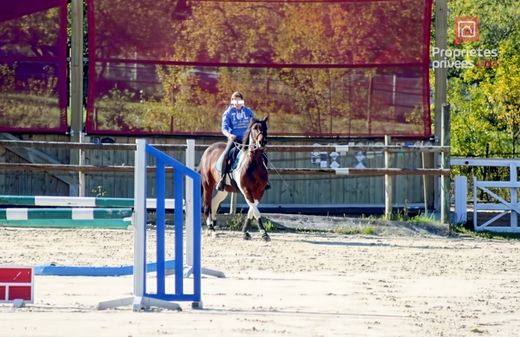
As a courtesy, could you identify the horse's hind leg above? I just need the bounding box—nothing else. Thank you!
[203,185,215,233]
[209,190,228,231]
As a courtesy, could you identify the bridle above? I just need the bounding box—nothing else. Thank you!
[247,122,267,152]
[233,121,267,153]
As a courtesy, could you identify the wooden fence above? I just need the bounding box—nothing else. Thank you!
[0,136,449,215]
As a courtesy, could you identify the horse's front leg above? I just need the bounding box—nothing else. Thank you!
[257,216,271,242]
[242,200,270,242]
[242,214,252,240]
[241,205,256,240]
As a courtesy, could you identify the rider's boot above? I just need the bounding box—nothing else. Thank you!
[216,176,226,191]
[217,155,229,191]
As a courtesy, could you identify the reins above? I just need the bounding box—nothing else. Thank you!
[236,141,263,152]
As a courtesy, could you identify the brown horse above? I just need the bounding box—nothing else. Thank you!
[198,116,270,241]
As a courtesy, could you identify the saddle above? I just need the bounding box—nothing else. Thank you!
[216,146,241,174]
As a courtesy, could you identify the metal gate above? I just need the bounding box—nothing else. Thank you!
[452,158,520,233]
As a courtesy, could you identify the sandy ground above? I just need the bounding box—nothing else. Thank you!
[1,217,520,337]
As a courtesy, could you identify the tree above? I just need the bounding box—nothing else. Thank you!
[447,0,520,158]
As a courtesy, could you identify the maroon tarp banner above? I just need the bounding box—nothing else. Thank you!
[0,0,68,133]
[87,0,432,137]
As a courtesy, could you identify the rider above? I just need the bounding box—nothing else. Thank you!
[217,91,270,191]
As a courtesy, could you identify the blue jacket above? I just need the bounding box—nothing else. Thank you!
[221,105,255,142]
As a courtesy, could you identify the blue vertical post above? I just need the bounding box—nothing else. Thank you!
[155,159,166,296]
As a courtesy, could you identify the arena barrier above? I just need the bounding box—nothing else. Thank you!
[97,139,203,311]
[0,195,176,229]
[452,158,520,232]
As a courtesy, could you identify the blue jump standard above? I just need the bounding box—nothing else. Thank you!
[35,260,177,277]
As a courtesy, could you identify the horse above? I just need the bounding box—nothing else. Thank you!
[198,116,271,241]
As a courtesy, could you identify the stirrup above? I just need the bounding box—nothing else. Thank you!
[265,182,271,190]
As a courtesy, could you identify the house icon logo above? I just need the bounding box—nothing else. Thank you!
[455,16,480,45]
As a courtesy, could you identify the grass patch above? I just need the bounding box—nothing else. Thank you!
[263,218,275,232]
[408,214,439,225]
[334,226,376,235]
[450,225,520,240]
[225,213,275,232]
[226,213,245,231]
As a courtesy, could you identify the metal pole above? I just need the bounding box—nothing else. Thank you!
[133,139,147,299]
[440,104,451,224]
[70,0,85,196]
[229,193,237,215]
[384,135,393,218]
[434,0,448,212]
[185,139,195,266]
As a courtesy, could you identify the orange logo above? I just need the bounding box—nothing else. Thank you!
[454,16,479,45]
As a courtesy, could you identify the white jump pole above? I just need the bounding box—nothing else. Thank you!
[183,139,225,279]
[133,139,146,301]
[185,139,195,270]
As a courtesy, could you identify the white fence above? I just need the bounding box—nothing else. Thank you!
[452,158,520,233]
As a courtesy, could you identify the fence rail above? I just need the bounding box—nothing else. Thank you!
[0,138,449,217]
[0,139,450,153]
[0,162,449,177]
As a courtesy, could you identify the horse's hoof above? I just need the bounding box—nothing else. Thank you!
[206,227,215,236]
[243,232,252,240]
[262,233,271,242]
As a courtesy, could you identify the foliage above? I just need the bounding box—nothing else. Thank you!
[0,7,64,129]
[226,213,245,231]
[408,214,439,225]
[0,64,61,128]
[88,0,429,136]
[334,226,376,235]
[223,213,275,232]
[450,225,520,241]
[447,0,520,160]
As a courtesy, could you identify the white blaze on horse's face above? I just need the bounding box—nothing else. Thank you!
[249,130,260,149]
[249,122,266,149]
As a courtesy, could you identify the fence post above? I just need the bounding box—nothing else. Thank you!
[510,163,518,229]
[440,104,451,224]
[384,135,392,218]
[229,193,238,215]
[70,0,85,196]
[454,176,467,224]
[434,0,448,213]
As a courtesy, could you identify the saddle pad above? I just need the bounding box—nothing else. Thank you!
[215,147,241,173]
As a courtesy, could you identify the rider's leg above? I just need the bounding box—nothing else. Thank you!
[217,140,234,191]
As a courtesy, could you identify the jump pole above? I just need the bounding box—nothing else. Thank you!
[183,139,224,279]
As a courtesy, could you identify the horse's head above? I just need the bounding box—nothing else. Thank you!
[244,116,269,150]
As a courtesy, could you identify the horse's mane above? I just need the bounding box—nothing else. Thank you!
[241,117,261,147]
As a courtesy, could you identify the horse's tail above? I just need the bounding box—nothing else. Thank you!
[193,165,203,195]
